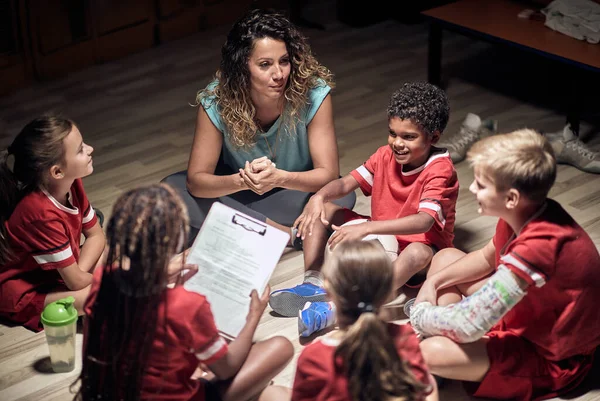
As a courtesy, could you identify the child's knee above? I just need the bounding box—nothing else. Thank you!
[420,336,453,370]
[400,243,433,272]
[428,248,465,276]
[266,336,294,362]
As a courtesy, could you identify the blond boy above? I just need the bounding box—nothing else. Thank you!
[411,129,600,400]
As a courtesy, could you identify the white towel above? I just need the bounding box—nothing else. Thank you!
[542,0,600,43]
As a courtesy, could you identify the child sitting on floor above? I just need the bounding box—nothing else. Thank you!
[77,183,293,401]
[269,82,459,337]
[292,240,438,401]
[410,129,600,401]
[0,114,104,331]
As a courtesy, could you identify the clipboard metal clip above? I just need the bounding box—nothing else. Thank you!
[231,213,267,236]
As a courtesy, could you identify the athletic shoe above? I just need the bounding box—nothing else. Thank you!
[437,113,498,163]
[269,282,327,317]
[545,124,600,174]
[298,302,336,337]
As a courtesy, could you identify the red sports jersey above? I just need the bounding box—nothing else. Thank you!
[349,146,458,250]
[493,199,600,361]
[84,275,228,401]
[292,323,432,401]
[0,178,97,329]
[471,199,600,400]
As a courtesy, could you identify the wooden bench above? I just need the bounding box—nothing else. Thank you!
[422,0,600,133]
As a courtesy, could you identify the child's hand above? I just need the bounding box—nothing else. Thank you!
[167,249,199,286]
[293,195,328,240]
[247,285,270,322]
[191,363,216,381]
[327,222,369,250]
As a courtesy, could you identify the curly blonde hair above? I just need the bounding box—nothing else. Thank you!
[196,9,334,148]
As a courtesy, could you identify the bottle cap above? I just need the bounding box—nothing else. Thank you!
[40,296,78,327]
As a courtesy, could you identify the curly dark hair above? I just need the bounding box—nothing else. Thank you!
[196,8,334,148]
[387,82,449,138]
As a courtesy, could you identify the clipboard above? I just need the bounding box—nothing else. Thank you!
[183,202,290,339]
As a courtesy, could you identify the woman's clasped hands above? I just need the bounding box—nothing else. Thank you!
[238,156,282,195]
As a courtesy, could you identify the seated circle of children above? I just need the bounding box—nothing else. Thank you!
[269,82,459,337]
[408,129,600,401]
[291,240,438,401]
[77,183,293,401]
[0,114,104,331]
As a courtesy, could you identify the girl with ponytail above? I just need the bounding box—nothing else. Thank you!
[291,240,438,401]
[0,114,104,331]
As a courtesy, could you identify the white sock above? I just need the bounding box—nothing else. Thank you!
[304,270,324,287]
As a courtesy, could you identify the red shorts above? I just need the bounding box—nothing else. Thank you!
[340,208,370,224]
[465,329,594,400]
[2,292,48,332]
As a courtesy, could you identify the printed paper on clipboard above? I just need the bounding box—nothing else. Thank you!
[184,202,290,339]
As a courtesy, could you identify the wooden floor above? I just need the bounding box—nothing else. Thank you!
[1,2,599,400]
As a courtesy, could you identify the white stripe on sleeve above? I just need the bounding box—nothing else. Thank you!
[195,336,227,361]
[355,165,374,187]
[83,207,96,224]
[419,201,446,227]
[500,254,546,287]
[33,247,74,265]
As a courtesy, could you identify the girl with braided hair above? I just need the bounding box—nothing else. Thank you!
[0,114,104,331]
[291,240,438,401]
[77,183,293,401]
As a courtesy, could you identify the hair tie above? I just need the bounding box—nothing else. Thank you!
[357,301,375,314]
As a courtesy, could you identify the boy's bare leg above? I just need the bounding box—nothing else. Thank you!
[219,336,293,401]
[392,242,434,290]
[265,218,294,245]
[420,336,490,382]
[425,248,490,306]
[301,203,346,273]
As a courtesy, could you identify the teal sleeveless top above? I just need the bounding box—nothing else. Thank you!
[201,79,331,172]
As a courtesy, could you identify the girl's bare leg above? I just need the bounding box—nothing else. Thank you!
[219,336,293,401]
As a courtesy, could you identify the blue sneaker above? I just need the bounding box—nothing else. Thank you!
[269,283,327,317]
[298,302,336,337]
